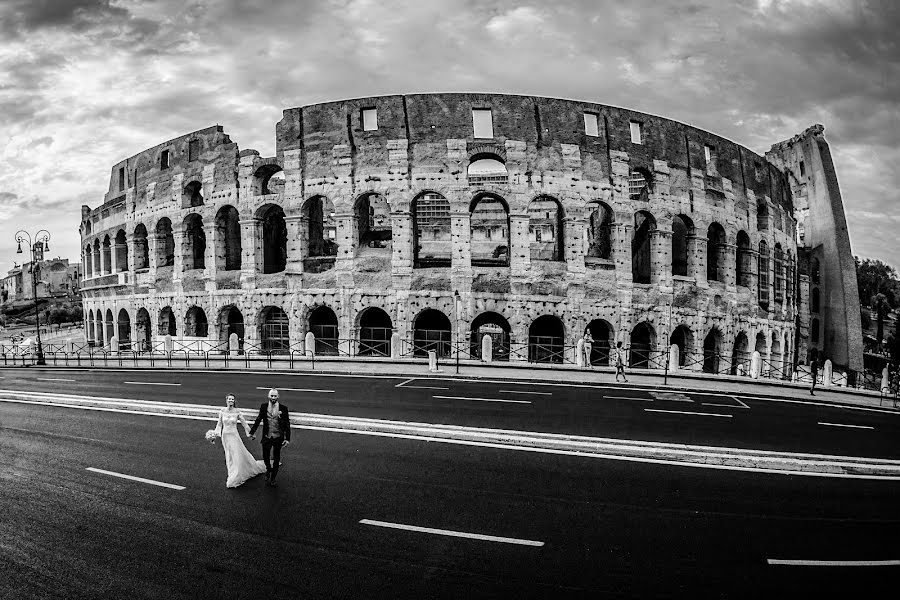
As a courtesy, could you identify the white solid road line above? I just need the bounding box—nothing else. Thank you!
[644,408,733,418]
[37,378,76,382]
[499,390,552,395]
[767,558,900,566]
[818,422,875,430]
[85,467,185,490]
[255,386,335,393]
[123,381,181,386]
[432,395,531,404]
[359,519,544,547]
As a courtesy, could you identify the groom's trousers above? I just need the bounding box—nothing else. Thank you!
[261,436,284,479]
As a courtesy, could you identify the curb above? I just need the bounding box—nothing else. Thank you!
[3,390,900,480]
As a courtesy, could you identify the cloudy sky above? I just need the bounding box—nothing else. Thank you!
[0,0,898,274]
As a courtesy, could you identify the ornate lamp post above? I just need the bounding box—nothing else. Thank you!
[15,230,51,366]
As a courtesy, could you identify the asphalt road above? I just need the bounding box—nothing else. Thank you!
[0,366,899,458]
[1,398,898,599]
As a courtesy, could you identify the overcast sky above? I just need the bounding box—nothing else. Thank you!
[1,0,898,275]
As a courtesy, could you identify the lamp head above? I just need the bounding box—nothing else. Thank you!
[16,242,22,254]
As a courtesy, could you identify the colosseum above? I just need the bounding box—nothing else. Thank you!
[78,93,862,377]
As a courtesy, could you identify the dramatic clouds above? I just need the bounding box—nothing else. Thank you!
[0,0,898,270]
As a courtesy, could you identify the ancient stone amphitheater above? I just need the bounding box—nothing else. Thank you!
[80,93,805,375]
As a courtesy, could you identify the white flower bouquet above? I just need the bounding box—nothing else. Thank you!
[205,429,220,444]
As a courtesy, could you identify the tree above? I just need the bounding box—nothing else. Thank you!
[861,308,872,331]
[856,256,899,309]
[871,293,891,344]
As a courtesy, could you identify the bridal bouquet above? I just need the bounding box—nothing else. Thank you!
[205,429,220,443]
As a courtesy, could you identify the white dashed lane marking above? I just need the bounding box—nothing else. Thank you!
[86,467,185,490]
[644,408,733,418]
[818,422,874,430]
[360,519,544,547]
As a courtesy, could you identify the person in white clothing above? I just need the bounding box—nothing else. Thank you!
[213,394,266,488]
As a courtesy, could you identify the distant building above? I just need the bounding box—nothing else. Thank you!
[1,258,82,304]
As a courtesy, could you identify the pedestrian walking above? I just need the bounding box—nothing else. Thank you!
[809,357,818,395]
[582,328,594,368]
[615,341,628,382]
[249,388,291,487]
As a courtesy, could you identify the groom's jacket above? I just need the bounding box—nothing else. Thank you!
[249,403,291,441]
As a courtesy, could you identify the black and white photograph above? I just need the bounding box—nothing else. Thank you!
[1,0,898,597]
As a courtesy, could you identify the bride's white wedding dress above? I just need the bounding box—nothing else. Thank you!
[215,409,266,488]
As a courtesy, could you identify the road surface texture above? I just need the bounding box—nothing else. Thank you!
[1,367,898,598]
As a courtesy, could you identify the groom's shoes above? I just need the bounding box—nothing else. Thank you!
[264,471,271,482]
[268,479,277,488]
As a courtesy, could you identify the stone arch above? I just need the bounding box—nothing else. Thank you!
[755,331,768,355]
[731,331,750,375]
[357,306,393,356]
[670,324,693,367]
[158,306,176,337]
[185,305,209,338]
[87,309,95,343]
[706,222,726,283]
[102,235,112,275]
[308,305,339,355]
[255,164,284,196]
[303,195,337,258]
[133,224,149,270]
[758,240,770,307]
[183,180,203,207]
[774,242,784,301]
[757,200,769,230]
[413,308,452,358]
[93,238,101,275]
[259,306,290,354]
[257,203,286,274]
[467,153,508,184]
[104,309,114,344]
[155,217,175,268]
[736,230,751,287]
[114,229,128,272]
[354,192,392,254]
[182,213,206,271]
[117,308,131,350]
[629,322,656,368]
[470,311,511,361]
[135,307,151,352]
[632,211,656,284]
[412,191,452,268]
[629,168,652,200]
[84,244,94,278]
[585,318,613,366]
[586,201,613,261]
[215,205,242,271]
[671,214,693,277]
[470,192,510,266]
[703,327,723,373]
[528,195,564,262]
[528,315,566,363]
[770,336,783,377]
[217,305,245,350]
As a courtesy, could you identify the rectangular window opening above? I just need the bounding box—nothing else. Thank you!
[161,150,170,170]
[583,112,600,137]
[473,108,493,139]
[118,167,125,191]
[188,140,199,162]
[704,145,713,164]
[799,160,806,177]
[630,121,643,144]
[362,107,378,131]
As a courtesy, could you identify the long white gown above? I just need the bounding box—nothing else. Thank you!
[215,409,266,488]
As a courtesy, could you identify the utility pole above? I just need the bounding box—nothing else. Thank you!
[15,230,51,366]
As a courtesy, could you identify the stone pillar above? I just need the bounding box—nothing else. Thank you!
[614,216,633,285]
[172,226,186,281]
[575,338,585,367]
[482,334,493,363]
[750,350,761,379]
[882,366,890,392]
[334,212,355,288]
[99,244,108,276]
[669,344,680,371]
[509,213,530,278]
[723,243,736,291]
[203,223,217,288]
[565,216,587,278]
[110,244,119,274]
[390,211,412,289]
[305,331,315,357]
[240,218,261,285]
[147,234,159,283]
[651,229,672,286]
[126,233,137,274]
[688,235,707,287]
[284,215,305,284]
[390,332,401,359]
[451,210,472,292]
[823,359,833,387]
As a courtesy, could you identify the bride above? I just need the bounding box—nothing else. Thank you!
[213,394,266,488]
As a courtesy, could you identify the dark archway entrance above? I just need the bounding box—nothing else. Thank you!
[136,308,151,352]
[413,309,452,358]
[470,312,511,361]
[670,325,692,367]
[185,306,208,338]
[158,306,176,336]
[309,305,339,355]
[528,315,565,363]
[259,204,286,274]
[260,306,290,354]
[629,322,655,368]
[218,306,244,352]
[585,319,612,366]
[703,329,722,373]
[358,307,392,356]
[117,309,131,351]
[731,332,750,375]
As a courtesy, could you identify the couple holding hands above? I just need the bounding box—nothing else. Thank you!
[208,388,291,488]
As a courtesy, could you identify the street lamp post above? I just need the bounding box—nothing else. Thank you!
[15,230,51,366]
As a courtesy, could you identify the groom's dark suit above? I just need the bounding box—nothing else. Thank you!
[249,402,291,482]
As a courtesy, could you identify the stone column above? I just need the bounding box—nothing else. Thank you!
[99,244,107,276]
[172,226,186,283]
[390,211,412,290]
[451,210,472,292]
[614,216,633,285]
[509,213,530,278]
[126,233,137,274]
[565,216,587,278]
[203,223,217,291]
[651,229,672,287]
[334,212,355,288]
[240,218,261,286]
[93,246,101,277]
[147,234,159,283]
[688,235,707,287]
[723,242,737,291]
[284,215,305,279]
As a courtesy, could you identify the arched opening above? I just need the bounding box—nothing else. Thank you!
[757,201,769,231]
[218,306,244,351]
[84,245,93,278]
[117,309,131,350]
[304,195,337,258]
[758,240,770,307]
[736,230,751,287]
[670,325,693,367]
[357,307,393,356]
[133,224,149,270]
[586,319,613,366]
[155,218,175,268]
[811,318,820,344]
[811,257,820,284]
[706,223,726,283]
[528,196,564,261]
[185,306,208,338]
[115,230,128,272]
[215,205,242,271]
[586,202,613,261]
[528,315,565,363]
[703,328,722,373]
[260,306,290,354]
[467,156,508,184]
[182,214,206,271]
[629,322,655,368]
[755,332,767,358]
[470,193,510,266]
[774,243,784,302]
[309,305,339,355]
[87,309,95,344]
[413,309,452,358]
[158,306,176,337]
[412,192,451,268]
[812,288,820,313]
[104,309,114,344]
[255,164,285,196]
[771,337,783,378]
[135,308,151,352]
[102,235,112,275]
[632,211,656,284]
[629,169,651,200]
[355,193,392,253]
[731,332,749,375]
[672,215,693,277]
[258,204,286,274]
[183,181,203,208]
[470,311,511,361]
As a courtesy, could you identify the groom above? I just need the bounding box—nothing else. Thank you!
[249,388,291,487]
